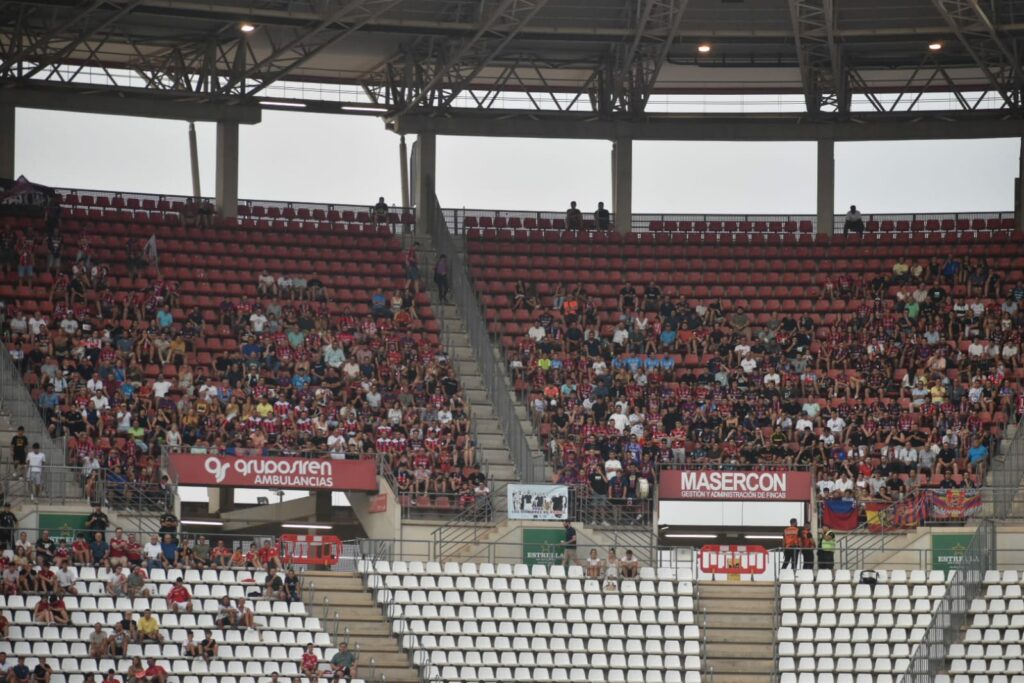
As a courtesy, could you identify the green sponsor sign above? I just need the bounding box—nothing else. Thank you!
[39,513,91,544]
[932,533,974,572]
[523,527,566,567]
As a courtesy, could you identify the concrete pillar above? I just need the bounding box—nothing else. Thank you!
[1016,137,1024,232]
[414,132,436,234]
[612,137,633,234]
[215,120,239,219]
[816,138,835,235]
[0,105,14,179]
[399,134,410,210]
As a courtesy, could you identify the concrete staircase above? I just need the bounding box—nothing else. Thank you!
[697,582,776,683]
[303,570,419,683]
[410,235,519,489]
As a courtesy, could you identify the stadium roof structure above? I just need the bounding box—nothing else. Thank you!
[2,0,1024,140]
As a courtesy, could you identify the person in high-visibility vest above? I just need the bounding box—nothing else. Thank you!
[782,518,801,569]
[800,523,816,570]
[819,527,837,569]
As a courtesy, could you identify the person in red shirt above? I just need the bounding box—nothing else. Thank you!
[108,528,128,568]
[300,643,319,680]
[256,540,280,570]
[211,540,232,567]
[100,671,119,683]
[166,578,193,613]
[143,658,167,683]
[125,535,143,567]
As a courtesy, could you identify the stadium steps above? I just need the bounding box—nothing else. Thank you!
[412,238,520,487]
[697,582,776,683]
[302,570,420,683]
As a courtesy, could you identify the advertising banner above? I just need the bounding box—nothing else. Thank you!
[508,484,570,520]
[659,469,813,501]
[169,453,377,491]
[522,528,566,567]
[932,533,975,572]
[39,513,90,544]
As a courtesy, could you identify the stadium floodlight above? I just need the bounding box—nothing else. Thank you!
[928,42,943,51]
[240,22,256,33]
[664,533,717,539]
[281,523,332,530]
[697,43,712,53]
[744,535,783,540]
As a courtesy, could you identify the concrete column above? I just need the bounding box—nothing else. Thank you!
[399,134,410,210]
[414,132,436,234]
[215,120,239,219]
[816,138,835,235]
[612,137,633,234]
[1016,137,1024,233]
[0,106,14,179]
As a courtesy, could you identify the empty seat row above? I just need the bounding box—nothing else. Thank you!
[421,665,699,683]
[382,590,692,610]
[401,633,698,656]
[392,617,694,638]
[361,559,688,581]
[376,575,692,595]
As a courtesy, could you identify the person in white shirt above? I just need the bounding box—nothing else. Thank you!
[27,313,48,336]
[327,431,346,459]
[608,409,628,434]
[115,409,132,434]
[26,444,46,498]
[527,324,546,343]
[322,342,345,369]
[592,359,608,376]
[604,455,623,479]
[86,374,105,394]
[437,409,453,424]
[59,317,79,335]
[833,474,854,495]
[249,311,268,333]
[816,476,835,498]
[143,535,163,571]
[56,562,79,595]
[826,415,846,435]
[90,392,110,411]
[152,376,172,398]
[795,417,814,433]
[763,370,781,385]
[739,354,758,374]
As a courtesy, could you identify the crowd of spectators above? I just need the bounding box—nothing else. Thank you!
[1,206,481,512]
[504,249,1022,516]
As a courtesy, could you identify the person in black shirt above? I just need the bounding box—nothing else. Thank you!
[284,569,301,602]
[565,201,583,231]
[85,506,109,538]
[10,427,28,475]
[594,202,610,230]
[560,521,578,567]
[0,504,17,547]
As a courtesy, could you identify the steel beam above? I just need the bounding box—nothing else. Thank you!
[789,0,846,114]
[215,120,238,218]
[0,83,261,123]
[0,105,13,179]
[816,138,835,234]
[388,110,1024,142]
[932,0,1022,109]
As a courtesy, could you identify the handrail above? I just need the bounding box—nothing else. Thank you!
[426,197,542,482]
[990,412,1024,518]
[905,519,996,681]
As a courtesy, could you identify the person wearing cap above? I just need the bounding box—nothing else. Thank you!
[166,578,193,613]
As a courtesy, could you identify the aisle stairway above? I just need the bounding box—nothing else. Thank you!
[698,582,776,683]
[304,570,420,683]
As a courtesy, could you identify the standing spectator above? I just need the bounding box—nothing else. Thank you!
[25,443,45,499]
[594,202,610,230]
[782,518,801,570]
[372,196,389,224]
[85,505,109,538]
[819,527,836,569]
[0,503,16,550]
[166,577,193,613]
[565,201,583,231]
[9,427,27,478]
[300,643,319,681]
[404,243,420,293]
[433,254,449,304]
[800,523,816,570]
[560,520,578,568]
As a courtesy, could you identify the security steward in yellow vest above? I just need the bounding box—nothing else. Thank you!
[819,527,837,569]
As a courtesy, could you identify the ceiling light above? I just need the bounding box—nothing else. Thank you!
[261,100,307,109]
[240,22,256,33]
[744,534,783,540]
[697,44,712,54]
[180,520,224,526]
[281,523,332,530]
[928,42,943,51]
[664,533,718,539]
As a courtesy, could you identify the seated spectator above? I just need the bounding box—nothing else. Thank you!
[9,657,30,683]
[166,577,193,613]
[138,609,163,644]
[330,641,358,681]
[125,657,145,679]
[214,596,237,628]
[159,533,179,568]
[236,597,255,629]
[107,623,130,657]
[55,560,78,595]
[182,630,201,658]
[143,657,167,683]
[619,550,639,579]
[32,658,52,683]
[257,539,281,570]
[300,643,319,680]
[143,535,162,571]
[200,629,218,662]
[36,563,58,594]
[32,596,53,624]
[89,532,108,566]
[106,571,128,598]
[126,567,149,598]
[88,623,109,658]
[264,567,286,600]
[585,549,603,579]
[47,594,69,625]
[284,569,301,603]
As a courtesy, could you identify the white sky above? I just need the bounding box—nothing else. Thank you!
[15,108,1020,215]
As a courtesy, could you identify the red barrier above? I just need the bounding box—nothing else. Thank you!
[277,534,344,567]
[698,544,769,575]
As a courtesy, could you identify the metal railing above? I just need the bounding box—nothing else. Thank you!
[990,413,1024,518]
[427,198,542,483]
[0,343,66,466]
[0,464,98,507]
[905,520,996,681]
[445,207,1014,235]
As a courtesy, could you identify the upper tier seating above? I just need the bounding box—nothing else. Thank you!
[360,559,703,683]
[1,193,481,512]
[466,228,1023,525]
[777,568,947,682]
